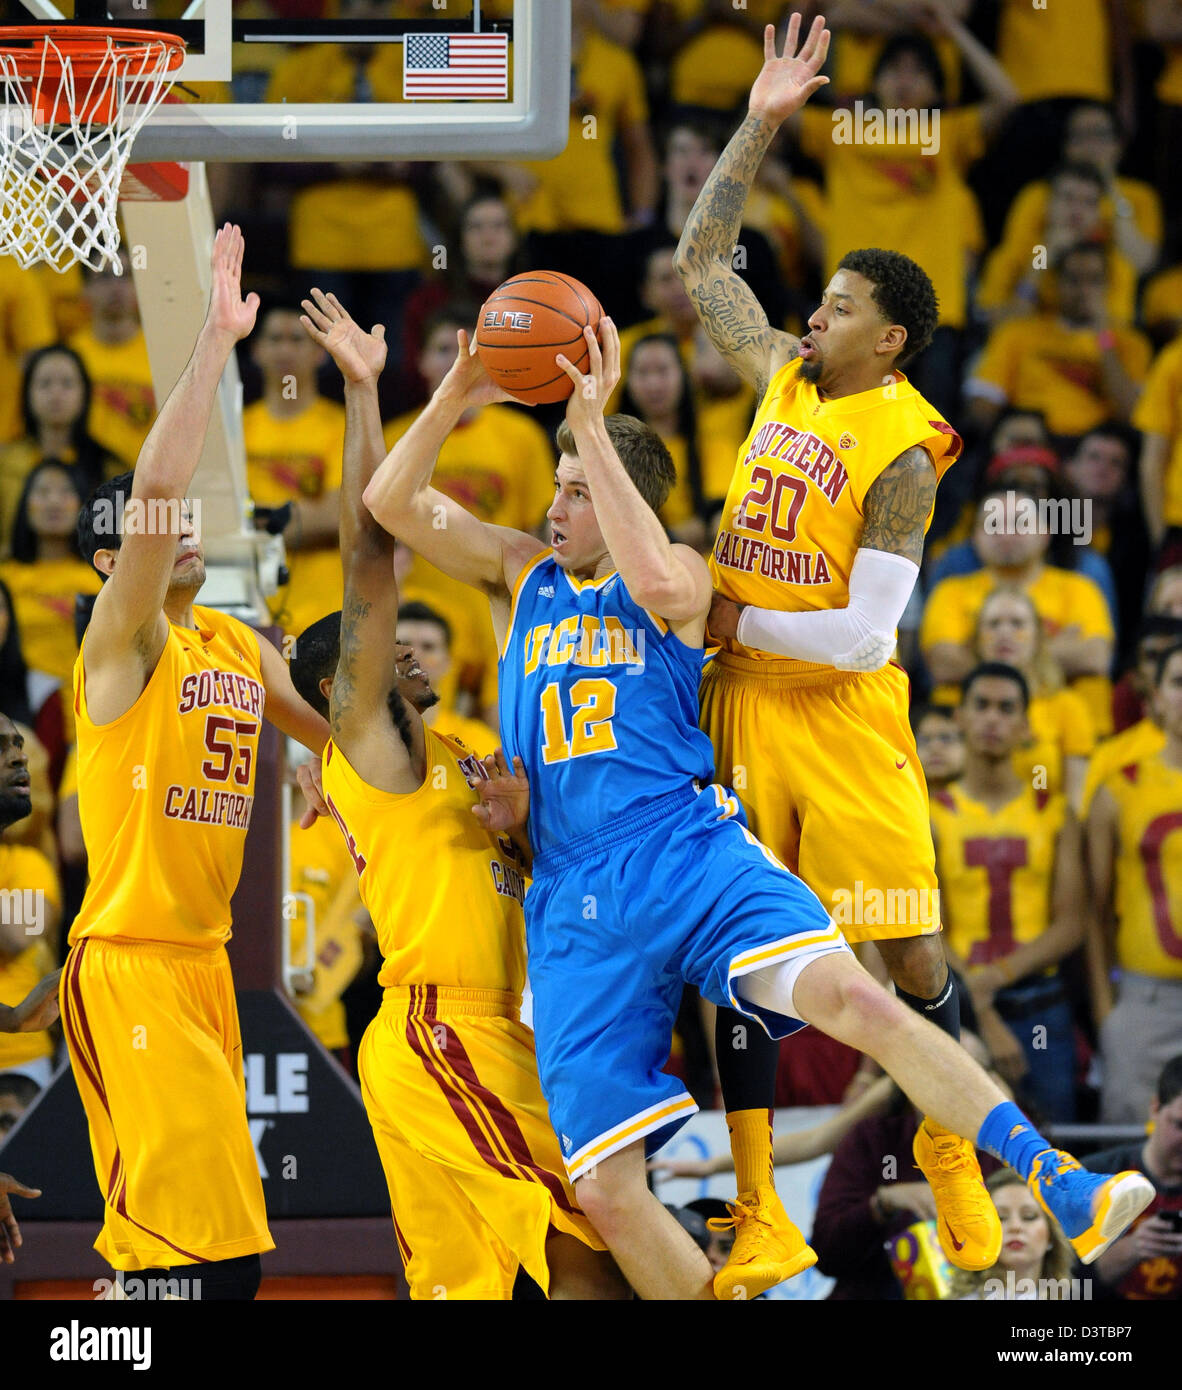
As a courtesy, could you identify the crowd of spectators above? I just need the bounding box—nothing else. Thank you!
[0,0,1181,1299]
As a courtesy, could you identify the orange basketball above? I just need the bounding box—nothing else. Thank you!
[475,270,603,405]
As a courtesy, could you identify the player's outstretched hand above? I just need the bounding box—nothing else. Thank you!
[300,289,387,384]
[0,1174,40,1263]
[471,750,529,834]
[207,224,260,343]
[556,316,621,436]
[748,14,830,126]
[439,329,515,411]
[0,969,61,1033]
[296,759,329,828]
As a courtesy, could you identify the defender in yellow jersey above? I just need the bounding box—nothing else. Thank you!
[292,290,623,1300]
[930,665,1084,1122]
[61,229,331,1299]
[1088,641,1182,1124]
[674,17,1003,1290]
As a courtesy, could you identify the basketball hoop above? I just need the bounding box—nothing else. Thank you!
[0,26,185,273]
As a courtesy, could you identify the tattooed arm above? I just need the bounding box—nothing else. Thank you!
[301,292,422,794]
[710,447,934,671]
[674,16,830,396]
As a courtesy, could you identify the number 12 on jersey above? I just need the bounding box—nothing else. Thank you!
[540,678,618,764]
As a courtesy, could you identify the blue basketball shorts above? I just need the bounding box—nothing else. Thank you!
[526,781,852,1181]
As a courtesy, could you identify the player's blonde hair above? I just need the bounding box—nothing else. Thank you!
[555,413,675,515]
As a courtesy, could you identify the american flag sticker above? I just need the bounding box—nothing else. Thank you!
[403,32,509,101]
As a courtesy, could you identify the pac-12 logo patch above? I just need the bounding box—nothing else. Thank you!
[839,432,857,450]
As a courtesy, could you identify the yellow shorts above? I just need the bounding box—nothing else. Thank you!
[700,653,940,943]
[60,937,273,1271]
[359,984,603,1301]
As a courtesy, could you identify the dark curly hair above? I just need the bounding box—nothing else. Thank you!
[837,248,939,364]
[77,470,135,572]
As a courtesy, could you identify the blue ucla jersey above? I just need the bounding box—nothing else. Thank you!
[499,552,715,856]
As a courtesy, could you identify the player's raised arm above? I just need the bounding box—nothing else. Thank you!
[299,291,418,784]
[710,446,935,671]
[84,225,259,674]
[673,15,829,396]
[362,332,546,600]
[557,319,712,629]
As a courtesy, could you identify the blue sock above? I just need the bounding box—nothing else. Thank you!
[977,1102,1053,1181]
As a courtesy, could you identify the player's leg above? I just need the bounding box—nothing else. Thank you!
[699,658,807,1289]
[361,1049,519,1299]
[545,1230,631,1300]
[793,663,998,1268]
[573,1141,714,1300]
[738,951,1155,1264]
[60,939,272,1278]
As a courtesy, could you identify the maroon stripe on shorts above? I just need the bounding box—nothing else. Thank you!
[443,1026,578,1214]
[403,999,519,1183]
[62,943,107,1110]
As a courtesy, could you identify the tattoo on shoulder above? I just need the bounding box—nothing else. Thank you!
[861,446,937,566]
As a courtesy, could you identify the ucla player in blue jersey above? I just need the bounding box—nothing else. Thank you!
[363,316,1154,1300]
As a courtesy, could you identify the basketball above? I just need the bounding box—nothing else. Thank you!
[475,270,603,405]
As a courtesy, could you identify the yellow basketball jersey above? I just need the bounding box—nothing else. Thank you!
[710,358,961,662]
[1081,718,1166,818]
[1101,753,1182,979]
[69,607,266,949]
[930,782,1066,966]
[320,728,527,996]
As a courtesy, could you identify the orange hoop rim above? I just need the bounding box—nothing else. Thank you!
[0,26,185,78]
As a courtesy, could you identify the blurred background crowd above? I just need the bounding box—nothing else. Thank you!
[1,0,1181,1299]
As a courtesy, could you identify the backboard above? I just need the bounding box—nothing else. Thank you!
[6,0,570,161]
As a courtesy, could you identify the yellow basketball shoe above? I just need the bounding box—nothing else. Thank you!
[708,1185,817,1300]
[1028,1149,1154,1264]
[912,1119,1002,1271]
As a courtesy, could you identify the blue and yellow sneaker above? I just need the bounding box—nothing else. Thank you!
[1029,1150,1155,1264]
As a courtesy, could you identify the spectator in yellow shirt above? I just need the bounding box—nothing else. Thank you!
[68,249,155,469]
[967,242,1152,441]
[400,192,522,380]
[0,462,102,746]
[793,13,1017,417]
[0,346,123,560]
[1134,329,1182,556]
[616,333,736,550]
[245,304,347,641]
[0,714,61,1089]
[1141,263,1182,350]
[668,0,764,113]
[480,0,658,317]
[921,485,1116,733]
[396,600,499,754]
[384,306,554,536]
[977,163,1140,327]
[823,0,970,103]
[971,586,1097,810]
[0,260,55,447]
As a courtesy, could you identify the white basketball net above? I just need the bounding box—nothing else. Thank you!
[0,33,179,273]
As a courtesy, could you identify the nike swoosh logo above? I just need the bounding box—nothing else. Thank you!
[895,758,907,769]
[948,1226,966,1251]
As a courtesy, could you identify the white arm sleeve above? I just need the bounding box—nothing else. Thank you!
[735,548,920,672]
